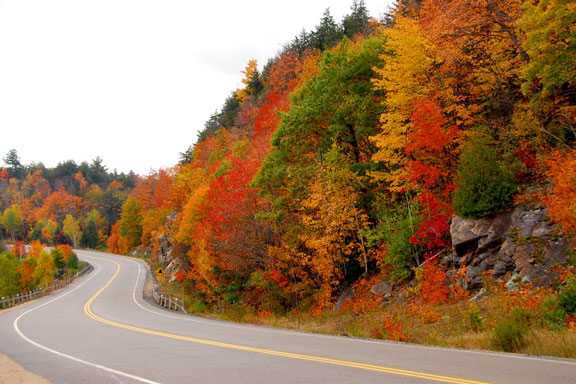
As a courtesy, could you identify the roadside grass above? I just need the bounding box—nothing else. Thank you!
[159,280,576,359]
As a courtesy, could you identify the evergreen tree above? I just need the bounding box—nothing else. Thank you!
[453,130,517,218]
[309,9,343,51]
[3,149,23,179]
[342,0,370,39]
[81,219,99,249]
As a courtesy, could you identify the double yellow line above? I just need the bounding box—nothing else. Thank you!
[84,258,493,384]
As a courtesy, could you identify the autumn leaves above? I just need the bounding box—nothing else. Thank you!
[2,0,574,315]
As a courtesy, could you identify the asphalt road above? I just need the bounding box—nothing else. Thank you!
[1,250,575,384]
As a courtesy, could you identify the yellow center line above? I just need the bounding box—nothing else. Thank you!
[83,256,494,384]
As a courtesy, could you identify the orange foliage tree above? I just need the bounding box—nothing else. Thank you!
[544,149,576,236]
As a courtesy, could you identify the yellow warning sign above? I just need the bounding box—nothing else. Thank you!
[156,267,164,281]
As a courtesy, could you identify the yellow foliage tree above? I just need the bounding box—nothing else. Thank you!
[33,250,54,287]
[371,16,440,191]
[236,59,261,104]
[300,147,371,308]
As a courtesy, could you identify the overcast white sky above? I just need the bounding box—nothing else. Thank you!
[0,0,393,175]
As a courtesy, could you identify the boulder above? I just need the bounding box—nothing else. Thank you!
[450,216,491,257]
[371,281,394,300]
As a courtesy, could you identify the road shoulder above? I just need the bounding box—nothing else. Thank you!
[0,353,51,384]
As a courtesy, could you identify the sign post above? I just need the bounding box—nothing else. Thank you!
[156,267,164,281]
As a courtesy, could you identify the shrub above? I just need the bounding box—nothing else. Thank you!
[541,297,567,330]
[453,130,517,218]
[467,303,483,332]
[558,273,576,315]
[365,206,421,283]
[492,313,529,352]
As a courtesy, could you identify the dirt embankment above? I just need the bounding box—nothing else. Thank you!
[0,353,51,384]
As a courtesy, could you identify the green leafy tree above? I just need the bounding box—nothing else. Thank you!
[0,252,21,297]
[256,32,386,224]
[519,0,576,109]
[365,204,422,283]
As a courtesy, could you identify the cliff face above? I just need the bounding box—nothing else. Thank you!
[447,205,573,291]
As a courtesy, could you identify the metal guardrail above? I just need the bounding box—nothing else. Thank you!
[0,264,93,310]
[152,288,186,313]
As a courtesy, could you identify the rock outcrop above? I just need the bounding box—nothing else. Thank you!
[447,205,572,291]
[154,213,191,283]
[345,205,573,308]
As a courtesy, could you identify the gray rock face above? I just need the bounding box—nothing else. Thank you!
[371,281,394,300]
[448,206,571,292]
[334,289,356,313]
[153,213,192,282]
[334,279,395,313]
[450,216,491,257]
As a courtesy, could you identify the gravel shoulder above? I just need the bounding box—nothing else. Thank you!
[0,353,51,384]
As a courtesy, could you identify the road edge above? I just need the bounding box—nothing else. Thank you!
[0,351,52,383]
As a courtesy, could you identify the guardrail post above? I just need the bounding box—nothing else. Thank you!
[1,296,4,309]
[175,298,179,312]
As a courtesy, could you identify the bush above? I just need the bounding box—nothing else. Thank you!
[541,297,567,330]
[467,303,483,332]
[558,274,576,315]
[492,313,529,352]
[453,130,517,219]
[365,206,421,283]
[67,253,80,270]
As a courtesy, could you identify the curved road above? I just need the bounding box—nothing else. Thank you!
[0,250,574,384]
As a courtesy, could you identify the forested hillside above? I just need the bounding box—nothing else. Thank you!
[2,0,575,353]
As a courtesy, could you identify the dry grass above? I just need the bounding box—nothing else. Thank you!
[160,280,576,360]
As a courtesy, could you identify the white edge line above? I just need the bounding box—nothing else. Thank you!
[13,261,163,384]
[122,257,576,367]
